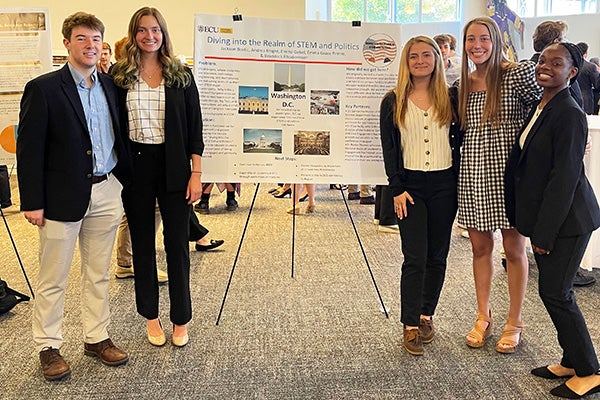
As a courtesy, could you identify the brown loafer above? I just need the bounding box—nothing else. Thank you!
[39,347,71,381]
[419,317,435,344]
[84,338,129,366]
[403,328,424,356]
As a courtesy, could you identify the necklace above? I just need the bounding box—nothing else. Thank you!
[141,66,161,79]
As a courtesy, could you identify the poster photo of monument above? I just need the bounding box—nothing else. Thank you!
[238,86,269,114]
[293,130,330,155]
[274,63,305,92]
[243,128,282,154]
[310,90,340,115]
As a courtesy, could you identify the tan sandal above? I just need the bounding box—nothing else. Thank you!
[466,312,493,348]
[495,320,523,354]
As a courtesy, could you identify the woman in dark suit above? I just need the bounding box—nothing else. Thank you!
[111,7,203,348]
[505,42,600,398]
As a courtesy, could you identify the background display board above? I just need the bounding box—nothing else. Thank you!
[194,15,401,184]
[0,8,52,164]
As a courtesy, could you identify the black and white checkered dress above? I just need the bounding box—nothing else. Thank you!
[457,61,541,231]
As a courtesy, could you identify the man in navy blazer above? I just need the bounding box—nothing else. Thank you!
[17,12,129,381]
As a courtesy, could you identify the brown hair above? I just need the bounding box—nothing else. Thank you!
[61,12,104,40]
[532,21,568,52]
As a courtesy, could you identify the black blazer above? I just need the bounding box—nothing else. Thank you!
[117,68,204,192]
[380,86,463,197]
[17,64,128,222]
[504,88,600,250]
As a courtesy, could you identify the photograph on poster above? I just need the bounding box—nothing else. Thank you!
[0,12,46,31]
[274,63,305,92]
[310,90,340,115]
[238,86,269,114]
[294,131,330,155]
[362,33,397,67]
[243,128,282,154]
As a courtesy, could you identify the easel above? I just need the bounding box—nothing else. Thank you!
[0,164,35,299]
[215,183,388,325]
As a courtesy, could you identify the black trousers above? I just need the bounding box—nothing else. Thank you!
[189,210,209,242]
[535,233,599,376]
[375,185,396,226]
[398,169,457,326]
[0,165,11,208]
[123,142,192,325]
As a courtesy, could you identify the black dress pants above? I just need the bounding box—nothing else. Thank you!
[123,142,192,325]
[535,233,599,376]
[398,169,457,327]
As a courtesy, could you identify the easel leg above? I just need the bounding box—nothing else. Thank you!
[338,187,388,318]
[0,206,35,299]
[215,182,261,325]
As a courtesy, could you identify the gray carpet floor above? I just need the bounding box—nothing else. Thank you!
[1,181,600,399]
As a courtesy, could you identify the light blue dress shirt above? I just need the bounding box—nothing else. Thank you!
[68,63,117,176]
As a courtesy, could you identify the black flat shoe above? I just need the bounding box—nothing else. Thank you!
[195,239,225,251]
[532,366,574,380]
[273,188,291,198]
[550,383,600,399]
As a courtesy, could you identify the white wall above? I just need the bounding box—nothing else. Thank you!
[0,0,305,57]
[2,0,599,60]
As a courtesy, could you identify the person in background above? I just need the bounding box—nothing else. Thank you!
[194,182,239,213]
[530,21,584,108]
[575,42,600,115]
[505,42,600,399]
[374,185,399,234]
[380,35,461,356]
[111,6,203,348]
[287,183,316,214]
[347,184,375,204]
[17,11,129,381]
[457,17,542,354]
[113,36,127,61]
[97,42,112,74]
[434,34,461,85]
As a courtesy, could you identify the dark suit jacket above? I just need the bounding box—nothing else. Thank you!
[504,88,600,250]
[380,86,463,197]
[17,64,128,222]
[117,68,204,192]
[576,60,600,114]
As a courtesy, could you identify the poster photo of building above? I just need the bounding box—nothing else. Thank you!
[293,130,330,155]
[243,128,282,153]
[239,86,269,114]
[310,90,340,115]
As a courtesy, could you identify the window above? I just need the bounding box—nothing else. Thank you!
[326,0,459,24]
[506,0,599,17]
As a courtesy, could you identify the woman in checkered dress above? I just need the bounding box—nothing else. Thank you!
[457,17,541,353]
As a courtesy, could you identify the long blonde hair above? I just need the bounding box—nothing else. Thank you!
[111,7,190,89]
[458,17,514,129]
[393,36,453,128]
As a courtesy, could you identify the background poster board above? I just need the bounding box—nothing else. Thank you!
[0,8,52,164]
[194,15,401,184]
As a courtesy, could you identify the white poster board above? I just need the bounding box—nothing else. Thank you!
[194,15,401,184]
[0,8,52,164]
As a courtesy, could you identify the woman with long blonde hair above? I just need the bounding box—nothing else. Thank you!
[380,35,461,355]
[457,17,541,353]
[111,7,203,348]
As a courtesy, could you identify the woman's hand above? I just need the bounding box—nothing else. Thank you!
[532,245,550,255]
[394,192,414,219]
[186,174,202,205]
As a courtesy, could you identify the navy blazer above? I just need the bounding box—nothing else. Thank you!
[116,68,204,193]
[380,86,462,197]
[17,64,128,222]
[504,88,600,250]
